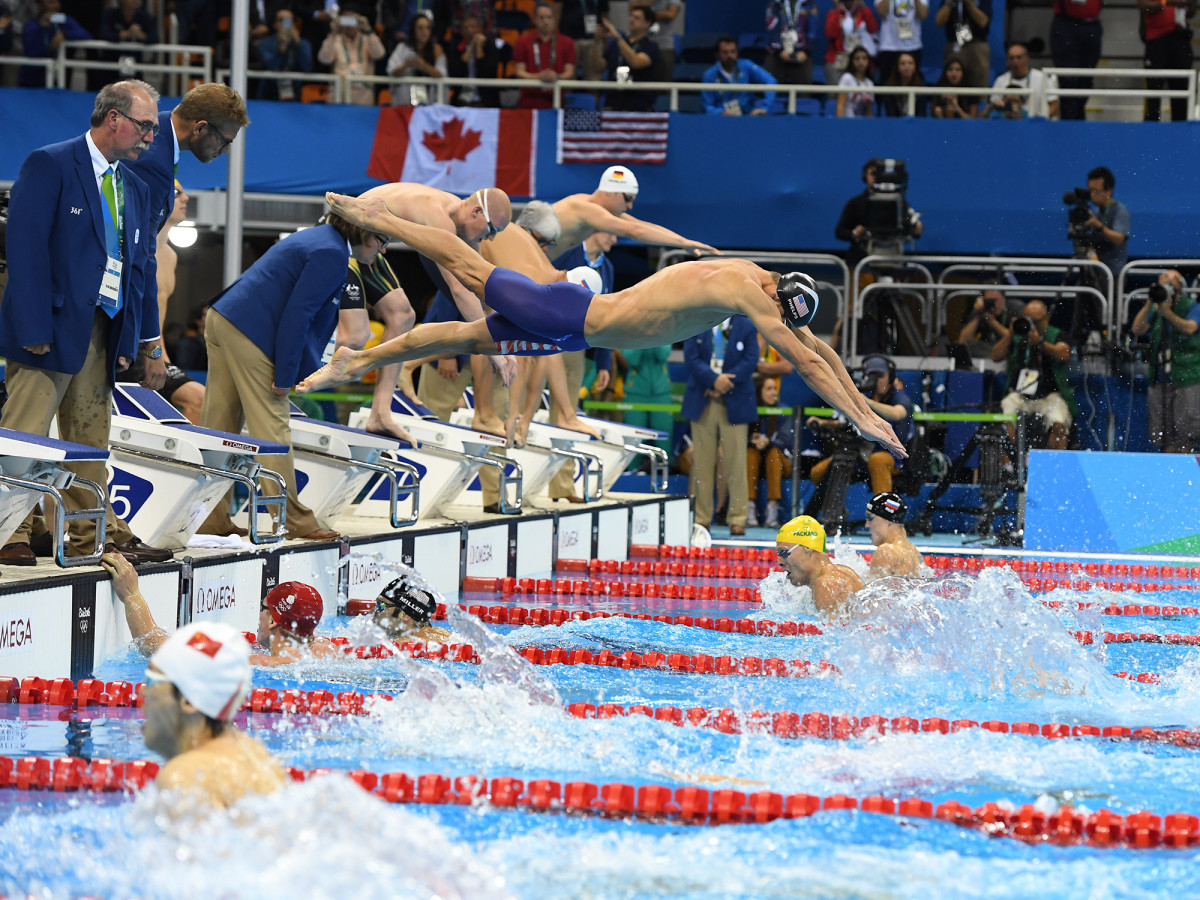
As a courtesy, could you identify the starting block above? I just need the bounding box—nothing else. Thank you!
[288,403,420,528]
[537,407,669,494]
[349,394,523,516]
[0,428,108,567]
[104,386,290,548]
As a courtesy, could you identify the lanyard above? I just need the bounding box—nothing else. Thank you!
[532,35,557,69]
[101,167,125,256]
[341,33,362,66]
[779,0,798,29]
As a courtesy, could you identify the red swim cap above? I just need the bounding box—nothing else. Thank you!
[264,581,324,637]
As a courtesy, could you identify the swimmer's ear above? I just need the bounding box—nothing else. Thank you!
[178,696,201,717]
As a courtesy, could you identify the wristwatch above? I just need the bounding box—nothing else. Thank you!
[142,345,163,359]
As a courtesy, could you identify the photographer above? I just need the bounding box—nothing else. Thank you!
[992,299,1076,450]
[19,0,90,87]
[592,6,660,112]
[1082,166,1129,277]
[808,355,914,496]
[956,287,1011,359]
[257,9,315,101]
[317,8,385,106]
[985,42,1058,119]
[1131,270,1200,453]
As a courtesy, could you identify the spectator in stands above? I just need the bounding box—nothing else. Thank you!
[992,299,1075,450]
[554,0,609,82]
[647,0,682,78]
[746,376,794,529]
[874,0,927,87]
[619,344,673,456]
[593,6,659,112]
[172,0,218,49]
[683,314,759,535]
[882,50,926,116]
[1083,165,1129,278]
[446,12,499,107]
[514,1,576,109]
[256,9,314,101]
[1140,0,1192,123]
[985,41,1058,119]
[387,9,446,105]
[956,287,1012,360]
[1131,270,1200,453]
[18,0,90,87]
[701,35,776,115]
[1050,0,1101,120]
[930,56,975,117]
[808,354,914,496]
[933,0,989,89]
[99,0,156,46]
[383,0,452,46]
[823,0,877,89]
[836,45,874,117]
[317,8,385,105]
[451,1,494,41]
[766,0,819,88]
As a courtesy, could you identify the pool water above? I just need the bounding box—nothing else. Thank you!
[1,552,1198,900]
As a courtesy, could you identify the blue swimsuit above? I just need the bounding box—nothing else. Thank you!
[483,268,594,356]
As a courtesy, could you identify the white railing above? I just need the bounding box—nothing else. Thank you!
[0,56,56,87]
[55,40,213,89]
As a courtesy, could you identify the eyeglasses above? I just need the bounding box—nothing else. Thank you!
[536,233,556,249]
[173,186,183,197]
[205,122,236,151]
[475,189,499,238]
[115,108,160,136]
[373,233,389,250]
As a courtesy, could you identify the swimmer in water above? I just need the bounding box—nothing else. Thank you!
[252,581,344,666]
[864,492,924,579]
[775,515,864,620]
[372,576,452,644]
[299,192,905,457]
[143,622,286,807]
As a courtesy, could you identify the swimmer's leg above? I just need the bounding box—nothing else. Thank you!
[325,192,495,298]
[297,318,495,393]
[366,287,418,442]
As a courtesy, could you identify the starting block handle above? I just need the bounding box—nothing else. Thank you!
[0,470,108,567]
[300,447,420,528]
[478,450,524,514]
[628,443,669,493]
[553,446,604,503]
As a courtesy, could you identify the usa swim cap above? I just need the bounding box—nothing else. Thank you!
[597,166,638,195]
[263,581,324,637]
[377,577,438,627]
[776,515,826,553]
[149,623,252,721]
[866,492,907,524]
[566,265,604,294]
[777,272,820,329]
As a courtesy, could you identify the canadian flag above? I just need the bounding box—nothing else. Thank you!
[367,105,536,197]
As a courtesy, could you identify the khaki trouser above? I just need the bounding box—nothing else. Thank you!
[548,349,587,499]
[417,360,509,507]
[691,399,748,529]
[0,311,135,554]
[197,309,319,537]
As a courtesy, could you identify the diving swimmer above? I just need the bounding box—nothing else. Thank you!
[775,515,864,620]
[299,192,906,457]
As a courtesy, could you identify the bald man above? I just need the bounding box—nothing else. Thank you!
[349,183,515,440]
[548,165,720,261]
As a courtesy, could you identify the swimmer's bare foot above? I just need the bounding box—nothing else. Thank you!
[558,413,601,440]
[365,412,418,446]
[472,409,506,437]
[296,347,363,393]
[325,192,394,233]
[396,366,420,401]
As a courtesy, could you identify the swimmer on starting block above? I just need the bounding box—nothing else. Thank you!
[864,492,923,579]
[142,622,286,807]
[775,516,864,620]
[299,192,906,458]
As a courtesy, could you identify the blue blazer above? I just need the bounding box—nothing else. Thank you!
[0,135,156,380]
[123,110,177,234]
[681,315,760,425]
[210,224,350,390]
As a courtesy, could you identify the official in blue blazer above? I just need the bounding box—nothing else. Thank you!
[197,216,379,542]
[683,314,760,534]
[0,80,172,566]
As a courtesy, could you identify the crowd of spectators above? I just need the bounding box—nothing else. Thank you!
[0,0,1192,120]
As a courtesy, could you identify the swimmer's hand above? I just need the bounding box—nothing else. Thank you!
[100,551,139,602]
[856,415,907,459]
[688,242,722,257]
[295,346,362,393]
[491,354,517,388]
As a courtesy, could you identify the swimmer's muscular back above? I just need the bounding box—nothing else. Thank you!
[586,258,780,348]
[812,564,865,621]
[481,225,565,283]
[550,193,607,258]
[157,730,286,807]
[869,540,923,579]
[360,183,461,232]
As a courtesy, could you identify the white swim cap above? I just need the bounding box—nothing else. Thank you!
[149,622,253,721]
[566,266,604,294]
[597,166,638,196]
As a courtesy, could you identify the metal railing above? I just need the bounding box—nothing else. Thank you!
[0,56,56,87]
[56,39,213,89]
[1117,258,1200,337]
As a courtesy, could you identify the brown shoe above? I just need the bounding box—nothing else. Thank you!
[110,538,174,566]
[729,525,746,536]
[554,494,586,504]
[0,542,37,566]
[293,529,341,541]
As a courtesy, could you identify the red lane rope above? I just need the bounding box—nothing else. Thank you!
[4,752,1195,850]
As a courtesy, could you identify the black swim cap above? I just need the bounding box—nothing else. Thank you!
[778,272,820,328]
[377,577,438,626]
[866,492,907,524]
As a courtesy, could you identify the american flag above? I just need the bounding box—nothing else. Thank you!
[556,109,670,164]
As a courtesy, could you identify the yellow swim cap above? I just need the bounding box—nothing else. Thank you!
[776,515,826,553]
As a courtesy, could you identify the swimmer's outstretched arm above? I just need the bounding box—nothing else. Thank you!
[100,552,168,656]
[297,318,502,393]
[325,191,496,298]
[795,327,902,451]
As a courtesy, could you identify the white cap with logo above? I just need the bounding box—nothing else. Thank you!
[149,622,253,721]
[597,166,638,196]
[566,266,604,294]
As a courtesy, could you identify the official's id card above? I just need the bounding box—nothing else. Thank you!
[1016,368,1039,397]
[584,13,598,34]
[723,98,743,115]
[98,256,122,311]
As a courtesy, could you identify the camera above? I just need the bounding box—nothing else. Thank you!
[1062,186,1099,257]
[864,158,919,254]
[1010,315,1034,337]
[338,13,359,28]
[1149,281,1177,306]
[49,12,66,24]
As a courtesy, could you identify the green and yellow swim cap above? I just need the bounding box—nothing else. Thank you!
[776,515,826,553]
